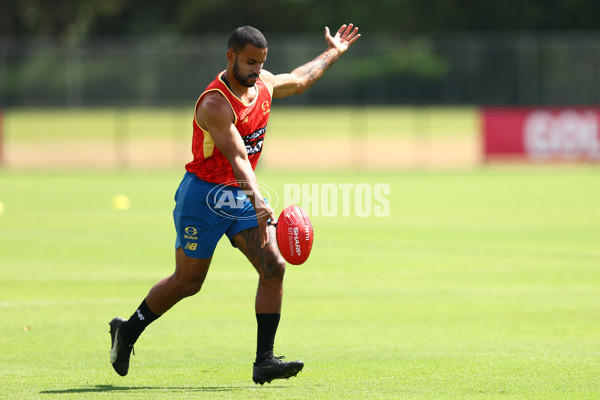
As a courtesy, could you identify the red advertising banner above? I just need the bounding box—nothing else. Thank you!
[482,107,600,161]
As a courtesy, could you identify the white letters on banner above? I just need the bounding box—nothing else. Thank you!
[524,110,600,159]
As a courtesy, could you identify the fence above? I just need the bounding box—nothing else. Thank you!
[0,106,480,170]
[2,32,600,107]
[2,32,600,170]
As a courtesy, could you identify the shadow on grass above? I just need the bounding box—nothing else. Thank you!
[39,384,259,394]
[40,385,245,394]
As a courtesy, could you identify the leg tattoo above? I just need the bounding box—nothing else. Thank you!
[238,227,283,280]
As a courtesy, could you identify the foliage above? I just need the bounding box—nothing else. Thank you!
[2,0,600,39]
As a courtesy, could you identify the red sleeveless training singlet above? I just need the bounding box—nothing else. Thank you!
[185,71,272,185]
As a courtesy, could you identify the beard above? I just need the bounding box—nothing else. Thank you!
[233,58,258,87]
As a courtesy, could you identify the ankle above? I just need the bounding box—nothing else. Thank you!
[255,351,274,364]
[122,299,160,344]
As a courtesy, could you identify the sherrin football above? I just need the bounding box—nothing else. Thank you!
[276,205,314,265]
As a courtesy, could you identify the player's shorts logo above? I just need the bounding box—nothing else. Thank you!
[185,226,198,236]
[184,242,197,251]
[184,226,198,240]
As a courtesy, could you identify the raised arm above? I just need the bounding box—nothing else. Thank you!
[196,92,276,247]
[268,23,361,98]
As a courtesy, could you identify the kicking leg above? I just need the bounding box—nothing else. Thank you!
[232,225,304,384]
[233,225,285,314]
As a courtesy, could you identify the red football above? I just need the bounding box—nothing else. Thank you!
[276,205,314,265]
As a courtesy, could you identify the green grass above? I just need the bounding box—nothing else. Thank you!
[2,106,479,170]
[269,106,478,138]
[1,168,600,399]
[4,106,478,143]
[3,108,191,143]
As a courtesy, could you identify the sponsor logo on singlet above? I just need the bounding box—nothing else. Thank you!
[244,127,266,155]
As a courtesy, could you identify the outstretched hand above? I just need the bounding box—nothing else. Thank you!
[325,23,361,54]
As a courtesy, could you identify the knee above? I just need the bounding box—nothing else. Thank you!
[171,276,204,298]
[259,257,286,282]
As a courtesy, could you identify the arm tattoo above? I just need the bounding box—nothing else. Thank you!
[297,52,336,82]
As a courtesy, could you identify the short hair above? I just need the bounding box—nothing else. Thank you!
[228,26,268,53]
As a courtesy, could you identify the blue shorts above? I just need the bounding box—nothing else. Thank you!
[173,172,259,259]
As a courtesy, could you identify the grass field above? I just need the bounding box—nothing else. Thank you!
[1,107,479,169]
[1,167,599,399]
[4,106,477,141]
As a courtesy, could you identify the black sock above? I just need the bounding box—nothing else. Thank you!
[120,299,160,345]
[255,313,281,363]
